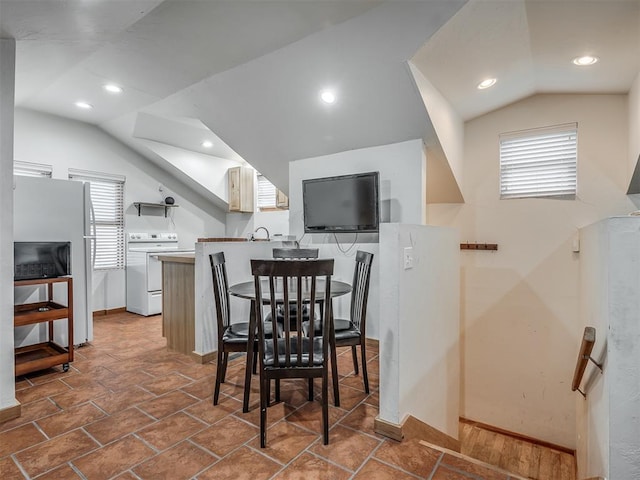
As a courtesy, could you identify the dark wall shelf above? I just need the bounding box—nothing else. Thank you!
[133,202,179,217]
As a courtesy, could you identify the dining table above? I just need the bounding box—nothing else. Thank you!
[228,278,352,412]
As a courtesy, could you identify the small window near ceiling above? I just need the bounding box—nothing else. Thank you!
[14,161,53,178]
[69,169,125,270]
[499,123,577,199]
[257,175,278,211]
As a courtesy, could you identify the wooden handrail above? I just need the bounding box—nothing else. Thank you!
[572,326,603,397]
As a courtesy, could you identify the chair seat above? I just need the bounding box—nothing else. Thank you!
[263,337,325,366]
[223,322,279,344]
[302,318,356,336]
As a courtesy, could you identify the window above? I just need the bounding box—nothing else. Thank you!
[499,123,577,199]
[69,169,125,270]
[14,161,53,177]
[257,175,277,210]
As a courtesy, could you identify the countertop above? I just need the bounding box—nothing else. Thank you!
[156,253,195,264]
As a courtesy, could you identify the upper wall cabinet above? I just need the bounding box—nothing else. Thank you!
[228,166,254,213]
[276,189,289,209]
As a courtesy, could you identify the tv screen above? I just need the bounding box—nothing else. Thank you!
[303,172,379,233]
[14,242,71,281]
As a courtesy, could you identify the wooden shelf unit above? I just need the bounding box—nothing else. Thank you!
[14,277,74,376]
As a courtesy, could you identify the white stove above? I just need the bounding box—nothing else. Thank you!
[125,232,192,316]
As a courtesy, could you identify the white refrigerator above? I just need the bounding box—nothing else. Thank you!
[14,176,94,346]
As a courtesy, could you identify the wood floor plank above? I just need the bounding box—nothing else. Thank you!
[528,444,543,479]
[487,432,505,466]
[559,451,575,480]
[517,439,532,477]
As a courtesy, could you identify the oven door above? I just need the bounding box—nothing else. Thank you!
[147,253,163,292]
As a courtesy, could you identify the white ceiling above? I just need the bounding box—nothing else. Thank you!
[2,0,639,201]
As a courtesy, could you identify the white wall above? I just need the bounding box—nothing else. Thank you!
[289,139,427,340]
[578,217,640,480]
[629,72,640,183]
[379,223,459,438]
[0,39,17,412]
[428,94,635,449]
[13,108,228,311]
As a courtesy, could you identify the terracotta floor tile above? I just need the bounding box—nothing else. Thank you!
[137,390,199,419]
[174,362,217,381]
[309,425,381,471]
[328,384,368,410]
[14,377,31,391]
[190,415,259,457]
[112,471,139,480]
[179,376,215,400]
[140,359,192,377]
[273,452,351,480]
[72,435,155,480]
[0,423,46,457]
[137,412,207,451]
[50,384,110,409]
[15,380,71,405]
[60,370,113,389]
[14,429,98,478]
[84,407,156,445]
[431,465,474,479]
[185,395,241,425]
[35,464,82,479]
[98,370,155,391]
[141,372,192,395]
[365,391,379,407]
[0,398,61,433]
[238,399,297,428]
[248,421,319,464]
[36,402,106,438]
[0,457,26,480]
[21,367,73,386]
[284,400,346,434]
[133,441,217,480]
[197,446,282,480]
[441,453,509,480]
[374,438,442,478]
[339,403,379,433]
[91,386,156,414]
[353,458,418,479]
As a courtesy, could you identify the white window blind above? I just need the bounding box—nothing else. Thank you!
[257,175,277,210]
[14,161,53,177]
[69,169,125,270]
[499,123,577,199]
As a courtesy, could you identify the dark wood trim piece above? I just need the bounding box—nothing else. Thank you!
[93,307,127,317]
[374,416,403,441]
[0,402,21,424]
[460,417,575,455]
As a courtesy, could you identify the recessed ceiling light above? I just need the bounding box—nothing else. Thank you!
[320,90,336,104]
[572,55,598,66]
[477,78,497,90]
[201,140,213,148]
[103,84,123,94]
[74,101,93,109]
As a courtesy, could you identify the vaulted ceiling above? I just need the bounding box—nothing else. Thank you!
[2,0,639,204]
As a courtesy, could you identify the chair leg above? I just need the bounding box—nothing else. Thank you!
[360,342,369,394]
[322,372,329,445]
[351,345,359,375]
[308,378,314,401]
[253,349,258,374]
[220,352,229,382]
[213,348,225,405]
[260,374,268,448]
[275,379,280,403]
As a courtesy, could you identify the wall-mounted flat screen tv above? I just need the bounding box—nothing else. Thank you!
[14,241,71,281]
[303,171,380,233]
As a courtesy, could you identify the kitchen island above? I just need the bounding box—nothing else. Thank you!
[156,253,196,358]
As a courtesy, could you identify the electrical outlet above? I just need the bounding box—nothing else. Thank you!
[403,247,414,270]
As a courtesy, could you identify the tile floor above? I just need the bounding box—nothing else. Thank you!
[2,312,519,479]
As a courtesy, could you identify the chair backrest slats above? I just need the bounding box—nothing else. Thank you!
[210,252,231,336]
[272,248,319,259]
[350,251,374,332]
[251,259,333,370]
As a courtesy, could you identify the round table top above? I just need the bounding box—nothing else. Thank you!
[229,279,351,302]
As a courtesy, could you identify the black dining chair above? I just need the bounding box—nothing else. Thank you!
[209,252,278,406]
[251,258,334,447]
[304,250,374,393]
[270,248,319,325]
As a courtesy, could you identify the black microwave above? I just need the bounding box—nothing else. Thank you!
[14,241,71,281]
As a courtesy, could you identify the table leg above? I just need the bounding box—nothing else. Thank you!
[243,299,256,413]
